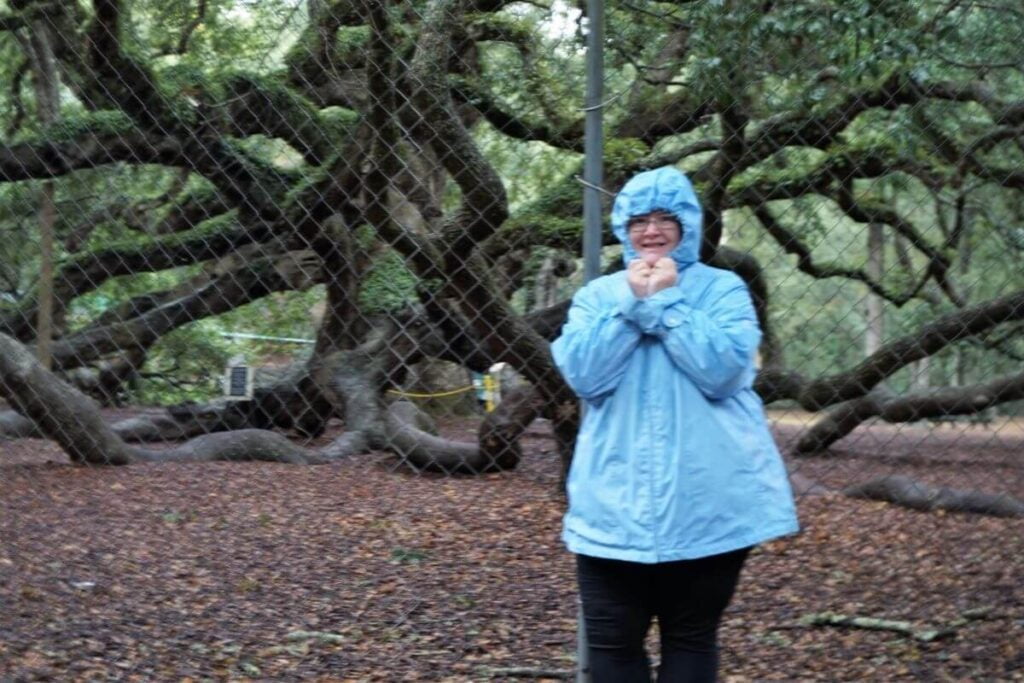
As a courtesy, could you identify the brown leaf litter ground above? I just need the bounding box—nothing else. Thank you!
[1,410,1022,681]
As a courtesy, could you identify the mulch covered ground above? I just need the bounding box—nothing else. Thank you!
[1,411,1022,681]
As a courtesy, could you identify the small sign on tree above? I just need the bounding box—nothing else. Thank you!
[223,355,253,400]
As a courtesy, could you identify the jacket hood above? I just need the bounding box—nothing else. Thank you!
[611,167,703,268]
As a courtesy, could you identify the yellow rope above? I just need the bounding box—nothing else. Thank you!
[386,385,476,399]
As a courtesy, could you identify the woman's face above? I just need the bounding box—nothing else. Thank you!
[627,210,682,264]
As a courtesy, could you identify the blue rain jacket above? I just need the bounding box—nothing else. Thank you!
[552,167,799,563]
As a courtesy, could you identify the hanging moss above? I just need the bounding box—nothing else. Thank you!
[465,12,535,43]
[336,25,372,57]
[68,209,239,257]
[222,72,314,118]
[605,137,651,173]
[529,177,584,217]
[359,249,420,314]
[41,111,136,143]
[158,63,224,100]
[219,73,360,163]
[495,213,585,251]
[319,106,361,138]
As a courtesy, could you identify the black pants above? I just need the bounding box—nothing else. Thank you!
[576,547,750,683]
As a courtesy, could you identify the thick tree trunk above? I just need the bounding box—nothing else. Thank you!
[865,223,885,357]
[110,389,334,444]
[111,409,225,442]
[63,350,147,405]
[137,430,320,465]
[0,334,138,465]
[36,181,55,368]
[19,20,61,369]
[756,290,1024,410]
[49,250,321,370]
[476,385,546,470]
[312,340,389,458]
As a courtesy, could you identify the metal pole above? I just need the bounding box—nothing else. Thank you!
[578,1,603,681]
[582,0,604,285]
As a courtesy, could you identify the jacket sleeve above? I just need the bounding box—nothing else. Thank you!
[551,280,644,402]
[643,275,762,400]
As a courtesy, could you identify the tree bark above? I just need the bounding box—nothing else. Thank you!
[865,222,885,357]
[0,408,41,439]
[795,370,1024,453]
[1,331,499,469]
[758,289,1024,410]
[17,18,61,368]
[844,475,1024,518]
[0,333,138,465]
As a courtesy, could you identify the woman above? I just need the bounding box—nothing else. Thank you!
[552,167,799,682]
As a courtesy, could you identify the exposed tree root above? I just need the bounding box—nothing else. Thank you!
[844,475,1024,518]
[799,606,996,642]
[479,667,573,679]
[796,373,1024,454]
[1,332,534,472]
[0,409,40,439]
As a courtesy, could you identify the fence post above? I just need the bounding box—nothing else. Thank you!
[582,0,604,286]
[577,0,604,680]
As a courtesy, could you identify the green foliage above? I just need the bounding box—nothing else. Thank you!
[38,111,136,143]
[359,250,420,314]
[157,62,223,99]
[222,71,309,119]
[525,176,583,219]
[129,284,324,405]
[83,207,237,256]
[131,320,235,404]
[474,124,580,213]
[133,0,308,72]
[472,5,585,141]
[335,25,372,59]
[319,106,361,137]
[605,138,651,173]
[217,287,321,352]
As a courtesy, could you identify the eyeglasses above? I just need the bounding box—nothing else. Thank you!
[627,213,680,233]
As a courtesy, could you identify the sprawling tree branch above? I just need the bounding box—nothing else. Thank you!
[153,0,208,57]
[49,249,321,369]
[0,130,188,182]
[736,73,1024,177]
[613,93,714,145]
[796,370,1024,453]
[725,148,943,208]
[86,0,173,131]
[831,184,963,305]
[451,80,584,151]
[755,289,1024,409]
[844,474,1024,518]
[222,74,341,165]
[916,112,1024,190]
[751,204,930,306]
[0,217,270,340]
[407,0,579,468]
[701,103,748,259]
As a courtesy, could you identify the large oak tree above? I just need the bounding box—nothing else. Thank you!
[1,0,1022,483]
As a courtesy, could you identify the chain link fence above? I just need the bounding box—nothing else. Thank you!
[2,0,1023,679]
